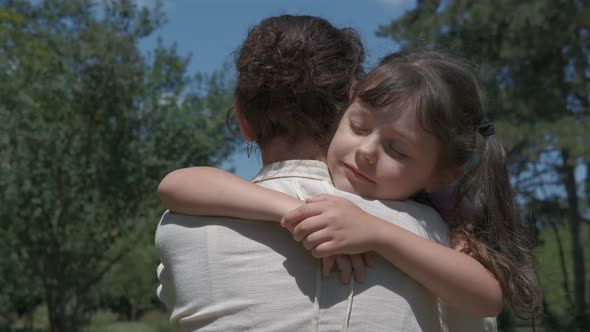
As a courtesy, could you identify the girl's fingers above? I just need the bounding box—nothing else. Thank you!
[362,252,378,267]
[322,256,336,277]
[335,255,352,284]
[292,217,325,242]
[301,229,331,250]
[350,254,366,283]
[281,202,325,230]
[311,241,336,259]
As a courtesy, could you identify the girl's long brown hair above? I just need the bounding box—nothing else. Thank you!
[353,48,542,319]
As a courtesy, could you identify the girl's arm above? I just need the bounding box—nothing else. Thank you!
[158,167,368,284]
[282,195,503,317]
[370,216,503,317]
[158,167,301,221]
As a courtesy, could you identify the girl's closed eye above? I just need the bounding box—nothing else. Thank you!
[385,142,410,159]
[349,121,371,136]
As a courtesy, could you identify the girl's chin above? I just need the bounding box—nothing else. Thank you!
[333,176,374,197]
[332,176,355,193]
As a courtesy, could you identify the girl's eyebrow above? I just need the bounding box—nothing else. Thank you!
[348,105,373,121]
[351,103,371,114]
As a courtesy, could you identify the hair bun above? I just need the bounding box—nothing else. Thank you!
[240,27,315,94]
[233,15,365,146]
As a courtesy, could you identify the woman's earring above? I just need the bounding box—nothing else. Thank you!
[246,142,253,158]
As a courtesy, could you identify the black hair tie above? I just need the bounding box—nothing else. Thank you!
[478,118,495,138]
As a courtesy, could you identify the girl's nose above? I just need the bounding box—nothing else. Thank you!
[356,137,378,165]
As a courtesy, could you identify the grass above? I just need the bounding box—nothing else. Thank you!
[84,310,176,332]
[84,311,176,332]
[4,307,176,332]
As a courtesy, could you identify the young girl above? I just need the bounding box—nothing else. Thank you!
[159,49,542,320]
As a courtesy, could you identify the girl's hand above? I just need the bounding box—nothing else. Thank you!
[322,253,377,284]
[281,194,382,259]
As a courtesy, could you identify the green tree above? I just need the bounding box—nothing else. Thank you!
[0,1,236,331]
[92,228,161,322]
[377,0,589,330]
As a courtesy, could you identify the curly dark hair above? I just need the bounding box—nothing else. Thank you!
[234,15,365,147]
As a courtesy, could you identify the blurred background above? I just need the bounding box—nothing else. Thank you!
[0,0,588,331]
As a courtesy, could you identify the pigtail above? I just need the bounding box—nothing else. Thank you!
[457,135,542,319]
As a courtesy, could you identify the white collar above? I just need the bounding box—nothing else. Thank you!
[252,160,331,183]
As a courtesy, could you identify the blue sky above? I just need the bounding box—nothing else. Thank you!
[138,0,416,179]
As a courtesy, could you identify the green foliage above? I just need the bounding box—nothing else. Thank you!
[0,0,236,331]
[92,227,161,321]
[377,0,589,330]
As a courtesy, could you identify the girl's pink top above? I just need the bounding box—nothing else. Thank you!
[429,183,474,227]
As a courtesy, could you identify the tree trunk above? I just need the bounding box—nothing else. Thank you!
[46,289,66,332]
[46,288,80,332]
[561,150,588,328]
[548,219,574,308]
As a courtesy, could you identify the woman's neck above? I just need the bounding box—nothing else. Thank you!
[259,137,327,165]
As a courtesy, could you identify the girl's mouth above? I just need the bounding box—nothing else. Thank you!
[343,163,375,183]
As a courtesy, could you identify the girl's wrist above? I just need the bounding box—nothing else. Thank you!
[275,196,304,221]
[367,216,396,253]
[371,219,411,261]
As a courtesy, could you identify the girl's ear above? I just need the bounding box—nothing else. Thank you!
[425,166,464,193]
[235,101,254,142]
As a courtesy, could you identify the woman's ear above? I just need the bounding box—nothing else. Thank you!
[235,101,254,142]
